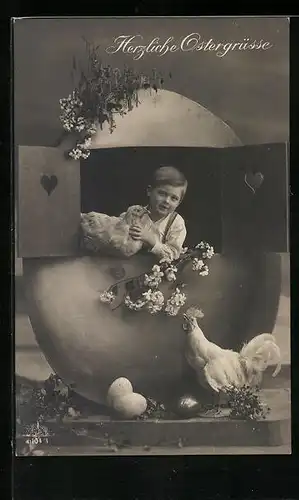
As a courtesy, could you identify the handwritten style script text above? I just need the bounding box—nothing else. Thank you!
[106,34,273,60]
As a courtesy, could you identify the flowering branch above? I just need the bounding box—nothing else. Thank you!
[99,241,215,319]
[59,38,166,160]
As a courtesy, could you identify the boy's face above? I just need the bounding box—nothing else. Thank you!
[147,184,184,218]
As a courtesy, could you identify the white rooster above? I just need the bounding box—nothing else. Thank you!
[182,312,281,402]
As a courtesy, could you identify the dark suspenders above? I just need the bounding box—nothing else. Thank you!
[162,212,178,244]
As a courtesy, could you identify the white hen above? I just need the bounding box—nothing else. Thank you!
[183,313,281,394]
[80,205,151,257]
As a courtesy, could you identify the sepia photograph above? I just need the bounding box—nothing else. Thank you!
[14,16,290,456]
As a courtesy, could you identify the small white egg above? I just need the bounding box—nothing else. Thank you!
[112,392,147,419]
[107,377,133,406]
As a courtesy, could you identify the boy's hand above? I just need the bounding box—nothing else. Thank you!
[129,224,157,248]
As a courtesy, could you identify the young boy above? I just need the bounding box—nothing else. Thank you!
[81,166,187,260]
[129,166,188,262]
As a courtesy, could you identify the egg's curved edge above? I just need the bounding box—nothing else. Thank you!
[89,88,242,150]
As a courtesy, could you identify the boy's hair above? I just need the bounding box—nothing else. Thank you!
[150,166,188,199]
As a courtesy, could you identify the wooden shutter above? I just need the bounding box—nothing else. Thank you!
[17,146,81,257]
[221,143,288,253]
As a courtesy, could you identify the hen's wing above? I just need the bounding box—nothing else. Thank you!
[80,211,141,257]
[204,353,245,392]
[81,212,119,236]
[203,364,221,392]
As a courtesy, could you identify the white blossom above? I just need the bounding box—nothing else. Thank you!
[61,120,74,132]
[164,304,180,316]
[80,149,90,159]
[69,148,82,160]
[142,289,165,314]
[59,91,96,161]
[142,289,153,302]
[68,145,91,161]
[124,296,146,311]
[164,265,178,282]
[199,265,209,277]
[192,258,205,272]
[75,125,85,132]
[99,290,115,304]
[165,272,177,282]
[82,137,92,149]
[195,241,206,250]
[87,123,98,135]
[144,264,164,288]
[194,242,214,259]
[165,288,186,316]
[206,246,214,259]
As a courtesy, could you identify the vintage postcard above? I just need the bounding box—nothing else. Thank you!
[14,17,290,456]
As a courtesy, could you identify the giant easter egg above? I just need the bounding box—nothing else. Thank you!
[23,252,281,405]
[19,90,281,406]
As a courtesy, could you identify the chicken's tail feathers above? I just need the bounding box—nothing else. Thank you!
[270,343,282,377]
[240,333,277,358]
[244,340,281,378]
[240,333,275,357]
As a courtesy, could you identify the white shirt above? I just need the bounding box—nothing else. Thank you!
[150,212,187,261]
[121,206,187,262]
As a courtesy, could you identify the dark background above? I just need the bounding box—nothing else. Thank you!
[81,147,222,249]
[81,143,288,253]
[14,17,289,147]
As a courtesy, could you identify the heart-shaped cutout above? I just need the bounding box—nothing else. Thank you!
[40,174,58,196]
[244,171,264,194]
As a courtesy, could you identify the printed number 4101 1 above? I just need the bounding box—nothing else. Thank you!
[25,437,49,445]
